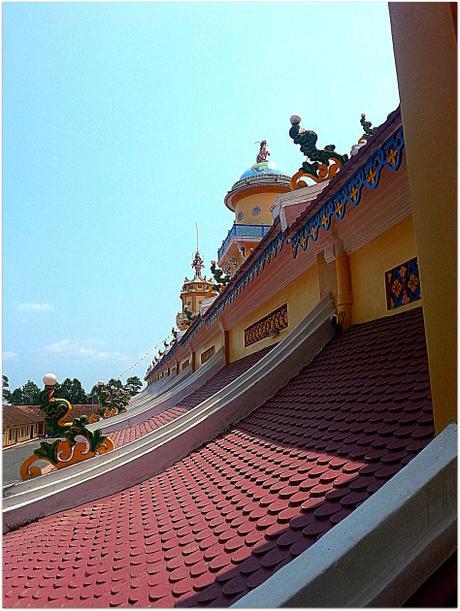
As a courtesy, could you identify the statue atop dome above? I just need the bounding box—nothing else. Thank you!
[256,140,270,163]
[192,250,204,279]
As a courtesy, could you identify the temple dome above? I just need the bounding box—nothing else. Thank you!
[239,161,288,179]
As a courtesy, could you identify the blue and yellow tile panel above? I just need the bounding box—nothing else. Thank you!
[385,257,421,310]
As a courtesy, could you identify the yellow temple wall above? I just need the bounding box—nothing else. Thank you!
[234,192,278,226]
[195,332,223,369]
[349,215,419,324]
[390,3,457,434]
[229,264,320,362]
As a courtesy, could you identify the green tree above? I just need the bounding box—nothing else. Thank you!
[54,378,73,401]
[2,375,11,404]
[10,388,24,405]
[21,380,41,405]
[107,378,123,390]
[125,376,143,396]
[69,378,87,404]
[87,384,99,404]
[53,377,89,404]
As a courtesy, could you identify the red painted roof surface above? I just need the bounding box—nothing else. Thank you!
[3,308,433,608]
[109,347,274,448]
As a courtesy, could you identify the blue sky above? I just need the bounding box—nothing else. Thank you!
[3,2,400,392]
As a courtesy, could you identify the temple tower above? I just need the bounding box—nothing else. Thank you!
[176,249,218,331]
[217,141,291,276]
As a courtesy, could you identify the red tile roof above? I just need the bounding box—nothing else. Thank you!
[3,405,43,427]
[3,404,99,428]
[110,346,274,448]
[3,307,433,608]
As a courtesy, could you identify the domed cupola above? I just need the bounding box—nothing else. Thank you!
[218,141,291,277]
[224,142,291,213]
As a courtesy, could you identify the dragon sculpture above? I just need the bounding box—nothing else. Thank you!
[20,374,114,480]
[184,308,196,327]
[289,114,349,189]
[210,260,231,292]
[359,113,375,142]
[88,380,129,423]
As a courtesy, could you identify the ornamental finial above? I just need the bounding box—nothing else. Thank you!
[255,140,270,163]
[289,115,348,190]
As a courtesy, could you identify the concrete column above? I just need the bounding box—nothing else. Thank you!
[335,241,353,331]
[389,3,457,433]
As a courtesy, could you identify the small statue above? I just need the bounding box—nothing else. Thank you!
[210,260,231,291]
[171,327,178,340]
[256,140,270,164]
[192,250,204,279]
[359,113,375,142]
[20,374,114,480]
[289,115,348,189]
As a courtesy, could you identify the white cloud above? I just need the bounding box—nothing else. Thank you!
[3,351,18,362]
[18,303,54,312]
[43,339,129,364]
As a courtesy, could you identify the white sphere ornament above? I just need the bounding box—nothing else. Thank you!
[43,373,57,386]
[290,114,301,124]
[97,380,104,386]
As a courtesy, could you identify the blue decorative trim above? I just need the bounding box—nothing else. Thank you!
[290,127,405,258]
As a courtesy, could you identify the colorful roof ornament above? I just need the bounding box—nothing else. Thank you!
[359,113,375,143]
[20,374,114,480]
[350,113,376,157]
[289,114,349,189]
[255,139,270,163]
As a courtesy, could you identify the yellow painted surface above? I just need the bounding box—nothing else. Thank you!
[196,332,223,369]
[229,264,320,362]
[390,3,457,433]
[234,193,278,226]
[349,215,418,324]
[317,252,337,302]
[219,239,260,277]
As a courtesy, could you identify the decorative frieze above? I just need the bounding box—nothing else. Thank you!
[200,346,215,364]
[290,126,405,258]
[244,304,288,347]
[385,257,421,310]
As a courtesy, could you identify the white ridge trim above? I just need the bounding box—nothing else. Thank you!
[232,423,457,608]
[3,295,336,532]
[90,350,225,433]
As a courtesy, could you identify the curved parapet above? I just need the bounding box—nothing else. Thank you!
[91,350,225,434]
[3,295,335,531]
[128,363,192,409]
